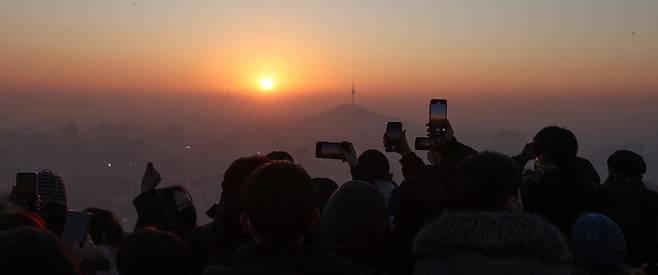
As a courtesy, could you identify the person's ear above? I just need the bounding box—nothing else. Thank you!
[307,209,321,231]
[240,213,252,235]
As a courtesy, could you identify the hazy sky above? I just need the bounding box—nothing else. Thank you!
[1,0,657,95]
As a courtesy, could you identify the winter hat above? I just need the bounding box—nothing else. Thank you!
[37,170,68,208]
[571,213,627,268]
[608,150,646,175]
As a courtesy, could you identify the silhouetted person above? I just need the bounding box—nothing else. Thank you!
[601,150,658,266]
[265,151,294,163]
[312,177,338,212]
[348,149,398,205]
[202,161,370,275]
[413,211,572,275]
[0,209,46,230]
[319,180,391,272]
[84,207,125,248]
[304,177,339,247]
[133,163,198,238]
[571,213,637,275]
[0,227,82,275]
[116,227,192,275]
[392,120,477,188]
[408,152,549,275]
[517,126,601,237]
[36,169,69,236]
[447,151,523,211]
[186,155,270,274]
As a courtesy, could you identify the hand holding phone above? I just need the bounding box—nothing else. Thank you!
[14,172,39,211]
[384,122,403,152]
[61,211,93,247]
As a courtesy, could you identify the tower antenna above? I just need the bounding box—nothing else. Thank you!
[351,78,356,105]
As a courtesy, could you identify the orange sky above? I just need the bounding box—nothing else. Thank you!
[1,1,657,96]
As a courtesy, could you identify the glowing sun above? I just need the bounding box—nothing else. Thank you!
[259,77,274,91]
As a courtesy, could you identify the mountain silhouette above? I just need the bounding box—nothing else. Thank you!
[215,104,421,183]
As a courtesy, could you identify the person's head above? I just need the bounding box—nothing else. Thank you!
[0,227,82,275]
[83,207,124,247]
[451,151,522,211]
[37,169,68,235]
[240,161,318,245]
[413,211,572,275]
[571,213,627,271]
[357,149,392,181]
[265,151,294,163]
[533,126,578,168]
[312,178,338,212]
[158,185,197,238]
[222,155,271,193]
[0,210,46,231]
[319,180,390,266]
[116,227,191,275]
[606,150,646,185]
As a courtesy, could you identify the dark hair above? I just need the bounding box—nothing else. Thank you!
[312,178,338,211]
[222,155,271,193]
[0,211,46,230]
[452,151,522,211]
[83,207,124,247]
[534,126,578,166]
[266,151,294,163]
[116,227,191,275]
[241,161,317,244]
[357,150,391,180]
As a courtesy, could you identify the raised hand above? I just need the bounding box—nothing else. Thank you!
[339,142,359,168]
[140,162,162,192]
[427,119,455,148]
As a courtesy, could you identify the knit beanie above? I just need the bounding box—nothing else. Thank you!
[37,170,68,208]
[571,213,627,268]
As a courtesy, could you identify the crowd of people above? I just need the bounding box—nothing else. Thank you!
[1,119,657,275]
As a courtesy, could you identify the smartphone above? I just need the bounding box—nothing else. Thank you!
[15,172,38,204]
[415,137,436,151]
[384,122,403,152]
[429,99,447,123]
[316,142,351,159]
[61,211,93,246]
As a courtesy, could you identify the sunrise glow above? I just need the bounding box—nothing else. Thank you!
[260,77,274,91]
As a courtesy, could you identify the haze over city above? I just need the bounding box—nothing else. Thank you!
[1,0,657,226]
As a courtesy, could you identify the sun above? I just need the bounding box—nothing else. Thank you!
[259,77,274,91]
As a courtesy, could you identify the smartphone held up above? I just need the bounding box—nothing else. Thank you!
[315,141,353,160]
[384,122,403,152]
[14,172,39,211]
[415,99,448,150]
